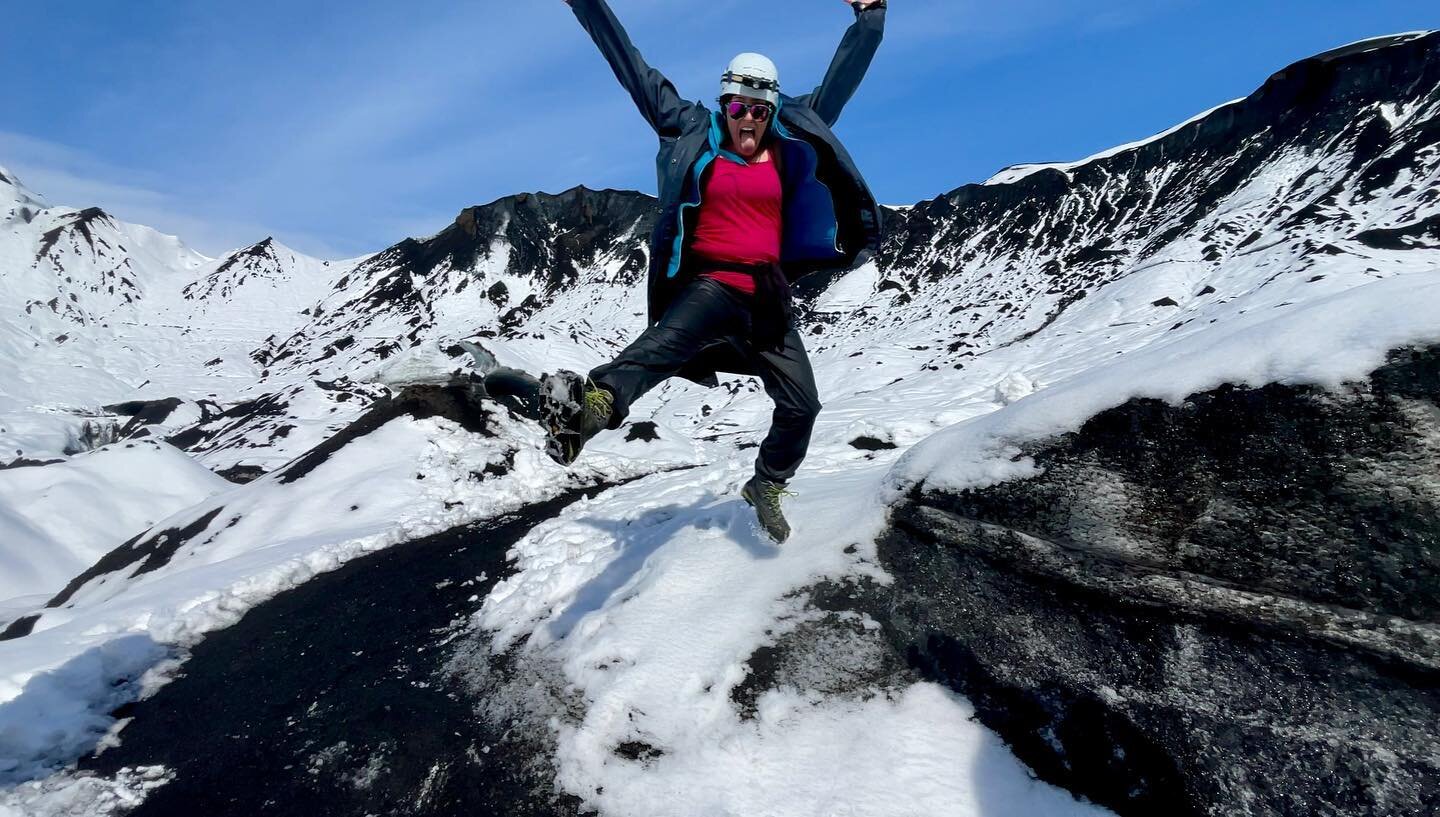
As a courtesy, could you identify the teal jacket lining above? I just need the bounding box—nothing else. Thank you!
[666,104,843,279]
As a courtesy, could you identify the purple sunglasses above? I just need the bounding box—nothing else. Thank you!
[723,100,773,122]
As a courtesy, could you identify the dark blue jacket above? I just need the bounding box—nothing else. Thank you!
[569,0,885,379]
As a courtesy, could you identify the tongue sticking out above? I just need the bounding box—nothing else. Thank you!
[738,127,759,155]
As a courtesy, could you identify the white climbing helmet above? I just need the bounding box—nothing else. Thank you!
[719,52,780,106]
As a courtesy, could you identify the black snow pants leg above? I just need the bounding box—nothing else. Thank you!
[589,277,821,483]
[747,325,822,483]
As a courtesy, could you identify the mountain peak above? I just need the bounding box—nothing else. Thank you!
[206,236,324,281]
[449,186,654,243]
[468,184,650,214]
[0,164,47,213]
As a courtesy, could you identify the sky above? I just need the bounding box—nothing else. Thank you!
[2,0,1433,259]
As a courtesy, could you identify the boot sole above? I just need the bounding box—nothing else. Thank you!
[540,371,586,465]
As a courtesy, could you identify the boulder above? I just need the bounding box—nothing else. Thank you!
[876,345,1440,816]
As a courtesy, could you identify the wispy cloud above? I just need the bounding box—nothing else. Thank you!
[0,131,314,257]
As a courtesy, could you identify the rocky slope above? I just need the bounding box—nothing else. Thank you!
[855,32,1440,365]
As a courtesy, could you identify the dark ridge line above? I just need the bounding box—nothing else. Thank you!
[932,30,1440,204]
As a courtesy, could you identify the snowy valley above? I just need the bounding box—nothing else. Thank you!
[2,30,1439,817]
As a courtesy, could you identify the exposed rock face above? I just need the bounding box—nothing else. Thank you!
[250,186,657,374]
[875,346,1440,817]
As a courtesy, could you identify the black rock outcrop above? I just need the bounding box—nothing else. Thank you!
[77,488,606,817]
[875,345,1440,816]
[251,186,657,372]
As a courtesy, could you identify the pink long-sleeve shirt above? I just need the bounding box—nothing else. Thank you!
[689,155,783,296]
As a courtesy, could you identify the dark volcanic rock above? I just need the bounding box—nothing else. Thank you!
[35,207,113,266]
[848,435,897,451]
[0,457,65,470]
[875,345,1440,816]
[215,464,267,484]
[730,579,917,721]
[624,421,660,443]
[254,186,657,371]
[0,615,39,641]
[43,508,229,611]
[79,489,607,817]
[103,397,184,439]
[165,392,289,452]
[454,187,656,293]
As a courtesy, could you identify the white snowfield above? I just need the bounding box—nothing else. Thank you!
[3,29,1440,813]
[0,440,229,605]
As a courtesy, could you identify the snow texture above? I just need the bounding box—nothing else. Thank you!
[0,441,229,605]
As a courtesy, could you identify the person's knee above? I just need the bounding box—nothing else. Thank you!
[638,323,702,360]
[776,394,821,426]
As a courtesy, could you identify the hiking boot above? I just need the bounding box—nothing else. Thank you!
[741,475,795,543]
[579,379,614,439]
[541,371,613,465]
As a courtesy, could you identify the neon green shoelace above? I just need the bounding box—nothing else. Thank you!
[583,381,613,420]
[760,483,798,511]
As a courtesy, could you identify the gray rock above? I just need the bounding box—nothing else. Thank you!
[873,345,1440,816]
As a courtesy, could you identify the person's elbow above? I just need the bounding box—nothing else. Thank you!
[856,6,885,36]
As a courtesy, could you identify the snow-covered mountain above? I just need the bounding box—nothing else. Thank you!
[1,30,1438,817]
[863,31,1440,361]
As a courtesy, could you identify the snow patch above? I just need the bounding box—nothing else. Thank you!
[478,457,1105,815]
[0,765,172,817]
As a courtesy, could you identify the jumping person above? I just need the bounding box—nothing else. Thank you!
[555,0,886,542]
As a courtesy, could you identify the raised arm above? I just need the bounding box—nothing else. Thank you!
[564,0,696,136]
[804,0,887,127]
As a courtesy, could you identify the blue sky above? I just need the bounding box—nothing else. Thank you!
[3,0,1432,258]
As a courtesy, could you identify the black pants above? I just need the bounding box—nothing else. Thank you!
[590,278,821,483]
